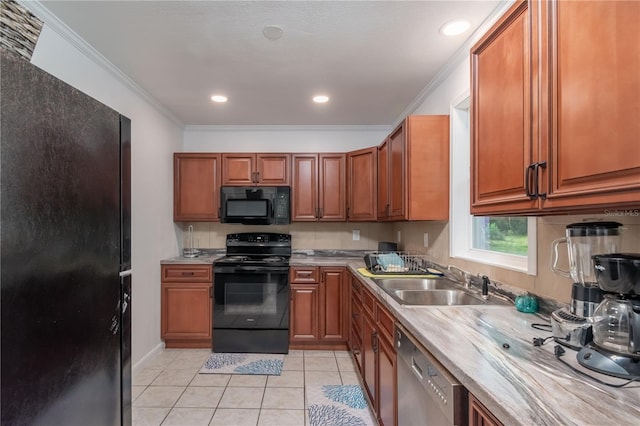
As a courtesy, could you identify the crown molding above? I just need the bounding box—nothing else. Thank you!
[392,0,515,128]
[184,124,392,133]
[19,0,184,128]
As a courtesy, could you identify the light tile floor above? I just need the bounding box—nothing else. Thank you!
[132,349,375,426]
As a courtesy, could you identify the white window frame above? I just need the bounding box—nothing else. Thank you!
[449,91,537,275]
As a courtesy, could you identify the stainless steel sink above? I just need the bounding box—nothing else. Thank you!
[372,277,508,306]
[392,289,487,306]
[374,278,459,291]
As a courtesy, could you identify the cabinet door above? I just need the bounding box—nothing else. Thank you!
[292,154,318,221]
[347,147,377,221]
[540,0,640,210]
[469,393,503,426]
[470,1,539,215]
[161,283,212,345]
[173,154,220,221]
[362,311,377,410]
[256,154,290,185]
[319,268,346,342]
[377,140,389,220]
[289,284,319,342]
[318,154,346,221]
[377,334,396,426]
[388,124,406,220]
[221,153,255,185]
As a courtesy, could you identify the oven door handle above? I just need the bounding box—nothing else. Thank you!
[214,266,290,274]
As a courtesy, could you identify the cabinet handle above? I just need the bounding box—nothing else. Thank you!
[525,164,536,199]
[372,331,378,353]
[181,271,195,276]
[255,171,260,183]
[353,349,361,355]
[385,204,390,216]
[534,161,547,199]
[319,208,323,218]
[315,207,320,218]
[347,207,350,219]
[209,286,214,299]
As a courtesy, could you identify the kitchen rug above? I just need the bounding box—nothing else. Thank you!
[307,384,376,426]
[199,353,284,375]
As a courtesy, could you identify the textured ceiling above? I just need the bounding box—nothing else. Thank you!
[39,1,503,126]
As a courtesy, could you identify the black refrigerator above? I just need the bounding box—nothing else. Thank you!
[1,49,132,425]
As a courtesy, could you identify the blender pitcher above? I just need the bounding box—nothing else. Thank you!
[552,221,623,286]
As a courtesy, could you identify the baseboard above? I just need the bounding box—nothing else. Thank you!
[132,342,165,375]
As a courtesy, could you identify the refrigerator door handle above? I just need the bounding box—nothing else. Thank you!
[119,270,132,277]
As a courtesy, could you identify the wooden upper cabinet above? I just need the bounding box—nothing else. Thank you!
[221,153,290,186]
[173,153,220,222]
[292,153,346,221]
[378,115,450,221]
[348,147,377,221]
[539,0,640,210]
[388,124,406,220]
[471,0,640,215]
[377,140,389,220]
[470,0,537,215]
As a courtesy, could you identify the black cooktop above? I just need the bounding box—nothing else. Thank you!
[215,232,292,267]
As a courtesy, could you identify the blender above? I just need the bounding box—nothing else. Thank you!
[577,253,640,379]
[550,222,623,349]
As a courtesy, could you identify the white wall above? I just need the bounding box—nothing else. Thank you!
[183,125,390,152]
[31,24,183,367]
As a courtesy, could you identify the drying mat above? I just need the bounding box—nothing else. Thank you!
[307,384,376,426]
[357,267,442,279]
[199,353,284,375]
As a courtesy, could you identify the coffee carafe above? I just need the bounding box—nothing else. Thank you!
[552,221,623,317]
[577,253,640,379]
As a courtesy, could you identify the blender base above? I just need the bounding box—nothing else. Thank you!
[577,344,640,379]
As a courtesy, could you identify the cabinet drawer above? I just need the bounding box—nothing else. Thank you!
[290,266,320,283]
[161,264,212,282]
[351,278,362,300]
[376,303,395,344]
[362,287,375,317]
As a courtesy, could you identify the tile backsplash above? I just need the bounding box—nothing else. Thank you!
[179,222,395,252]
[179,214,639,304]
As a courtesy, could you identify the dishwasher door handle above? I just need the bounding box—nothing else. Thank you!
[411,356,424,380]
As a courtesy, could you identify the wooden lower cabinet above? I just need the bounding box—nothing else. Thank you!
[350,271,397,426]
[289,283,319,342]
[289,266,348,349]
[160,264,213,348]
[378,334,397,426]
[469,393,503,426]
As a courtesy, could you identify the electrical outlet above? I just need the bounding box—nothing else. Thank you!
[397,231,402,243]
[423,233,429,247]
[352,230,360,241]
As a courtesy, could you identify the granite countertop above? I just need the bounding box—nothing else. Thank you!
[345,262,640,426]
[159,252,640,423]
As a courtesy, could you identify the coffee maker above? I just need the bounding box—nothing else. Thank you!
[577,253,640,379]
[550,222,623,349]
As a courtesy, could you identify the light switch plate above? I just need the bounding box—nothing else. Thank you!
[352,230,360,241]
[423,233,429,247]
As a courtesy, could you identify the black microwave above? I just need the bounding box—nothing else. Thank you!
[220,186,290,225]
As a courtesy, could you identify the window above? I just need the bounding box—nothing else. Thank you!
[449,92,536,274]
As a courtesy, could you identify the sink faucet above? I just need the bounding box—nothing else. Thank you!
[481,275,490,299]
[447,265,469,288]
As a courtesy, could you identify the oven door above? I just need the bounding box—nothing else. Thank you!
[212,265,290,353]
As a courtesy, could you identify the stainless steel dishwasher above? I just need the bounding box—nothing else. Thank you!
[396,324,467,425]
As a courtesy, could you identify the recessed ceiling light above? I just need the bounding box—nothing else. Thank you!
[210,95,228,103]
[440,20,471,36]
[313,95,329,104]
[263,25,283,41]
